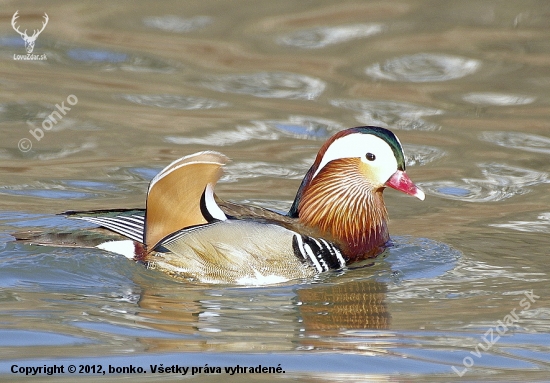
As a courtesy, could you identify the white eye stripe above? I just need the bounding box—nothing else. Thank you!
[312,133,398,184]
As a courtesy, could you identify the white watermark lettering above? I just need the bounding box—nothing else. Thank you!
[18,94,78,152]
[13,53,47,61]
[451,290,539,377]
[11,10,48,60]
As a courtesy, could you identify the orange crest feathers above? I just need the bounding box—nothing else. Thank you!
[297,158,389,260]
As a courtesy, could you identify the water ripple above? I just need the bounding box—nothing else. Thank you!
[12,142,96,161]
[62,180,121,192]
[366,53,481,82]
[421,163,548,202]
[165,116,341,146]
[198,72,325,100]
[331,98,442,131]
[277,23,384,49]
[143,15,213,33]
[0,36,26,48]
[0,187,95,200]
[480,131,550,155]
[67,49,128,63]
[119,94,228,110]
[64,48,177,73]
[0,178,125,203]
[223,161,308,182]
[382,236,461,282]
[480,163,547,186]
[463,92,536,106]
[166,122,277,146]
[0,330,92,347]
[263,116,342,138]
[126,167,160,181]
[0,102,51,123]
[403,144,445,166]
[490,212,550,233]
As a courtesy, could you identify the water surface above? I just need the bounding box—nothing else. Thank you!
[1,1,550,381]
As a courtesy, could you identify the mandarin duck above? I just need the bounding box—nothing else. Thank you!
[17,126,424,284]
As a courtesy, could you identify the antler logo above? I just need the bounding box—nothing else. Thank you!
[11,11,49,54]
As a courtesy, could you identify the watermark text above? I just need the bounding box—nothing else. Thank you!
[18,94,78,152]
[452,290,539,377]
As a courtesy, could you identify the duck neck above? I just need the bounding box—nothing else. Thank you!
[291,159,389,262]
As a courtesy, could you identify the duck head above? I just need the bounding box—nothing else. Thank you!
[288,126,424,262]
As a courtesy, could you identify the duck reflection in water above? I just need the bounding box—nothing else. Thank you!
[131,276,389,353]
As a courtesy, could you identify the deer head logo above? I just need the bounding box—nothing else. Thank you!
[11,11,49,54]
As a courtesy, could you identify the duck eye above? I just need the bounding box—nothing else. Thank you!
[365,152,376,161]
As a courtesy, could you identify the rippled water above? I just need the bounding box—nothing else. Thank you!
[365,53,482,83]
[1,1,550,382]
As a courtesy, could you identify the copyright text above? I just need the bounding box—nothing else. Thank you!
[10,363,286,376]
